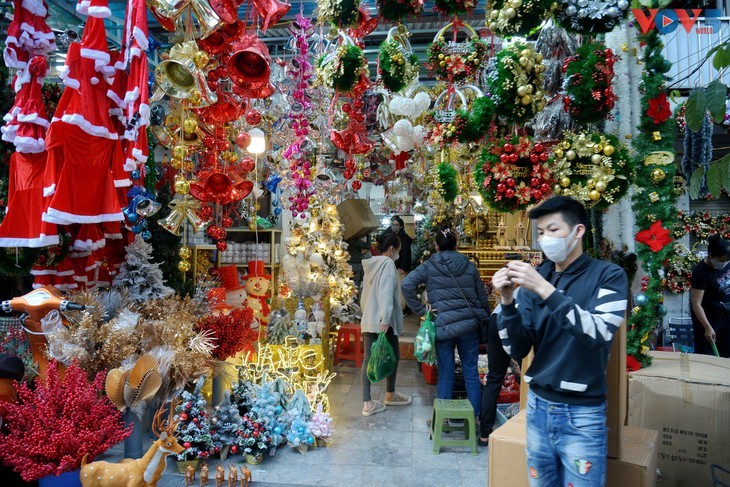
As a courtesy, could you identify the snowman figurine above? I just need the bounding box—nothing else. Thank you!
[311,300,326,339]
[294,301,309,341]
[239,261,272,329]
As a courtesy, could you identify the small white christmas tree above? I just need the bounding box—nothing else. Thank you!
[211,391,244,460]
[174,377,213,461]
[113,235,173,302]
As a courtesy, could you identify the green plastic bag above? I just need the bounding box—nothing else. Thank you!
[414,311,436,365]
[367,332,397,383]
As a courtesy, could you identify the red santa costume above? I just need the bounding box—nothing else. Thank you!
[3,0,55,70]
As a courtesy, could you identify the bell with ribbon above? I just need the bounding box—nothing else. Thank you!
[198,20,245,54]
[190,171,233,203]
[194,90,246,125]
[228,34,272,87]
[148,0,225,38]
[158,195,209,236]
[250,0,291,32]
[155,42,218,107]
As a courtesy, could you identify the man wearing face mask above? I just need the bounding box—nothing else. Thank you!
[491,196,628,487]
[690,234,730,358]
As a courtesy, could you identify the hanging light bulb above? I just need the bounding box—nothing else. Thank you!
[247,128,266,155]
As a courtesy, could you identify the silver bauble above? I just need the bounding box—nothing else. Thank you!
[565,5,577,16]
[607,6,619,17]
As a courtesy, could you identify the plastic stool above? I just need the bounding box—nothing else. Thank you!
[334,323,363,368]
[430,398,478,455]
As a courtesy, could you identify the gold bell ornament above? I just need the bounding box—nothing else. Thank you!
[158,195,209,236]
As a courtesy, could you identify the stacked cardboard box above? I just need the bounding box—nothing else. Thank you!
[336,199,380,240]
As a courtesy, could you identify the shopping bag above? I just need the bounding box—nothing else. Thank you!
[414,311,436,365]
[366,332,397,383]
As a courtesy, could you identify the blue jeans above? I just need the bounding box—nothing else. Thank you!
[526,390,607,487]
[435,329,481,413]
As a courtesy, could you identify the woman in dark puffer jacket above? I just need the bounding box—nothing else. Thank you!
[401,227,490,414]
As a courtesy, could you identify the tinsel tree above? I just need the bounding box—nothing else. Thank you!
[249,381,286,450]
[627,28,678,368]
[283,389,314,453]
[174,377,213,461]
[113,234,174,301]
[210,391,244,460]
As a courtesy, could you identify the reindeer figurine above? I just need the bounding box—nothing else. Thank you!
[215,466,225,487]
[200,464,209,486]
[227,466,238,487]
[185,464,195,486]
[240,466,251,487]
[80,399,186,487]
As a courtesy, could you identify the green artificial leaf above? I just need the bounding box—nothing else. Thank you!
[669,90,682,103]
[705,80,728,120]
[690,166,705,199]
[718,154,730,194]
[685,90,707,133]
[712,45,730,70]
[707,160,723,198]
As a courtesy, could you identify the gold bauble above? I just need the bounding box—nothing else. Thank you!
[183,119,198,134]
[591,154,603,164]
[179,246,192,260]
[177,259,191,273]
[438,53,444,60]
[595,180,607,193]
[182,160,194,172]
[651,168,666,183]
[536,53,543,63]
[586,179,596,189]
[593,144,603,154]
[439,61,446,68]
[520,49,531,58]
[172,145,187,160]
[519,56,529,67]
[189,90,202,106]
[510,0,522,7]
[193,51,209,69]
[516,85,528,97]
[554,148,564,159]
[520,95,532,106]
[560,176,571,188]
[534,90,543,100]
[553,184,563,194]
[565,150,577,161]
[174,176,190,195]
[561,141,571,150]
[504,7,516,18]
[526,84,534,94]
[170,157,183,170]
[602,145,615,156]
[562,189,574,196]
[589,190,601,201]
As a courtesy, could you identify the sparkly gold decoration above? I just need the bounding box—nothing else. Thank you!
[651,168,666,183]
[172,145,187,160]
[642,150,674,166]
[173,174,190,195]
[193,51,209,69]
[652,131,662,141]
[177,259,191,272]
[595,180,607,193]
[179,246,192,260]
[183,119,198,134]
[648,192,660,203]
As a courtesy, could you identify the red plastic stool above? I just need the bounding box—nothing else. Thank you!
[334,323,363,368]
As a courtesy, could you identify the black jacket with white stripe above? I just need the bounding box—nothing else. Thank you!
[498,253,628,406]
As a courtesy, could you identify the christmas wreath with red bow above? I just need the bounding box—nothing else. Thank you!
[562,42,617,126]
[475,135,554,213]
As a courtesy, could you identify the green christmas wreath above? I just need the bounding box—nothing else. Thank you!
[379,38,419,93]
[377,0,423,23]
[318,44,369,94]
[427,36,488,84]
[487,43,546,125]
[486,0,554,37]
[562,42,618,126]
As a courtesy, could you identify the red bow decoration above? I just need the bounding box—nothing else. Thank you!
[626,355,642,372]
[646,92,671,124]
[635,220,672,252]
[190,170,253,203]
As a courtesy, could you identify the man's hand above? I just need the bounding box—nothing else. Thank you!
[492,267,515,305]
[705,326,717,343]
[505,261,555,300]
[380,322,390,332]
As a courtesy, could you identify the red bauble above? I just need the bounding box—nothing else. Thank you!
[344,170,354,180]
[534,143,545,154]
[496,182,507,193]
[216,240,228,252]
[353,99,364,110]
[203,136,216,147]
[530,153,539,163]
[532,189,543,199]
[530,178,540,188]
[539,152,549,162]
[217,139,231,151]
[206,225,218,237]
[180,413,189,421]
[352,180,362,190]
[240,157,256,172]
[508,153,519,163]
[342,103,351,113]
[222,217,233,227]
[193,417,199,423]
[505,188,516,198]
[183,442,192,449]
[503,143,514,153]
[500,154,510,163]
[235,132,251,148]
[245,110,262,126]
[253,431,259,437]
[215,446,221,453]
[199,206,213,219]
[344,159,355,170]
[540,183,551,193]
[506,178,516,188]
[231,445,238,453]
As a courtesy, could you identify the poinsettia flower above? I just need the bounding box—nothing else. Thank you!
[646,92,671,124]
[626,355,642,372]
[635,220,673,252]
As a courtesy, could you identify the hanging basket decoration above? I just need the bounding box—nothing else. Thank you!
[486,0,553,37]
[317,37,369,94]
[317,0,362,29]
[434,0,477,15]
[427,22,488,84]
[487,42,546,125]
[428,84,482,147]
[562,42,617,126]
[450,95,497,143]
[475,135,554,213]
[551,131,632,210]
[555,0,630,35]
[379,26,420,93]
[377,0,424,23]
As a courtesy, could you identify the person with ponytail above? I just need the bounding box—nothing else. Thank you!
[690,234,730,357]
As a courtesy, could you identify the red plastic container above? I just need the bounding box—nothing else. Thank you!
[421,362,438,385]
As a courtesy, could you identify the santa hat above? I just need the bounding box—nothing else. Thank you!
[76,0,111,19]
[79,9,112,75]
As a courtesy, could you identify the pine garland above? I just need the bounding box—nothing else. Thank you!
[627,30,677,367]
[562,42,618,126]
[437,162,458,203]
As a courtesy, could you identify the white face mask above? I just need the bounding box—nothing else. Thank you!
[709,258,729,270]
[539,226,579,264]
[391,251,399,263]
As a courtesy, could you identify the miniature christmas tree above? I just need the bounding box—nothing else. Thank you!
[113,234,174,302]
[240,411,272,462]
[283,389,314,453]
[174,377,213,461]
[230,367,256,417]
[210,391,244,460]
[250,381,286,450]
[266,309,295,345]
[309,403,333,445]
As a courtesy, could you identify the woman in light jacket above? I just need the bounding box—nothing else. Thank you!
[402,227,489,414]
[360,233,412,417]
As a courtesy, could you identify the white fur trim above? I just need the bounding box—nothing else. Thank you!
[87,5,112,18]
[114,178,132,187]
[133,27,148,51]
[90,76,99,85]
[0,233,59,248]
[132,147,146,162]
[43,207,123,224]
[123,158,138,171]
[43,184,56,197]
[14,136,46,154]
[17,113,50,127]
[59,113,119,140]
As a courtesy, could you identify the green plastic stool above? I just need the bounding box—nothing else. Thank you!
[430,398,478,455]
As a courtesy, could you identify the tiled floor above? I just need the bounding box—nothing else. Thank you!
[103,358,489,487]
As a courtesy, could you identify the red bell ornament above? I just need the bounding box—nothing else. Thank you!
[250,0,290,32]
[245,110,262,126]
[228,34,271,87]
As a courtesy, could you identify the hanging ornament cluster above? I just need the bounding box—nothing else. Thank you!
[377,0,424,23]
[427,22,488,84]
[122,186,162,240]
[552,131,631,209]
[446,95,496,144]
[562,42,617,126]
[378,26,419,94]
[486,0,553,37]
[555,0,630,35]
[475,135,554,212]
[317,40,369,94]
[429,84,483,147]
[487,43,546,125]
[316,0,361,28]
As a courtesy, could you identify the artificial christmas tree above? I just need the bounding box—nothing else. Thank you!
[210,391,244,460]
[309,402,333,446]
[174,377,213,464]
[240,411,272,464]
[265,309,295,345]
[283,389,314,454]
[230,368,256,417]
[250,381,286,452]
[113,234,173,301]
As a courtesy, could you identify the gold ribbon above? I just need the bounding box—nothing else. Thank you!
[159,195,207,235]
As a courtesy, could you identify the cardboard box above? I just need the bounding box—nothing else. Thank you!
[517,318,626,458]
[489,411,657,487]
[628,351,730,486]
[337,199,380,241]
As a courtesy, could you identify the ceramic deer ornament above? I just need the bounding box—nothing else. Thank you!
[80,399,186,487]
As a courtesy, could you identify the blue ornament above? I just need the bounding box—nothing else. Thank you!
[141,230,152,241]
[264,173,282,192]
[307,436,314,445]
[131,221,145,233]
[635,294,648,307]
[274,206,282,216]
[298,426,305,434]
[275,405,283,415]
[273,426,282,435]
[131,169,141,180]
[656,304,668,318]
